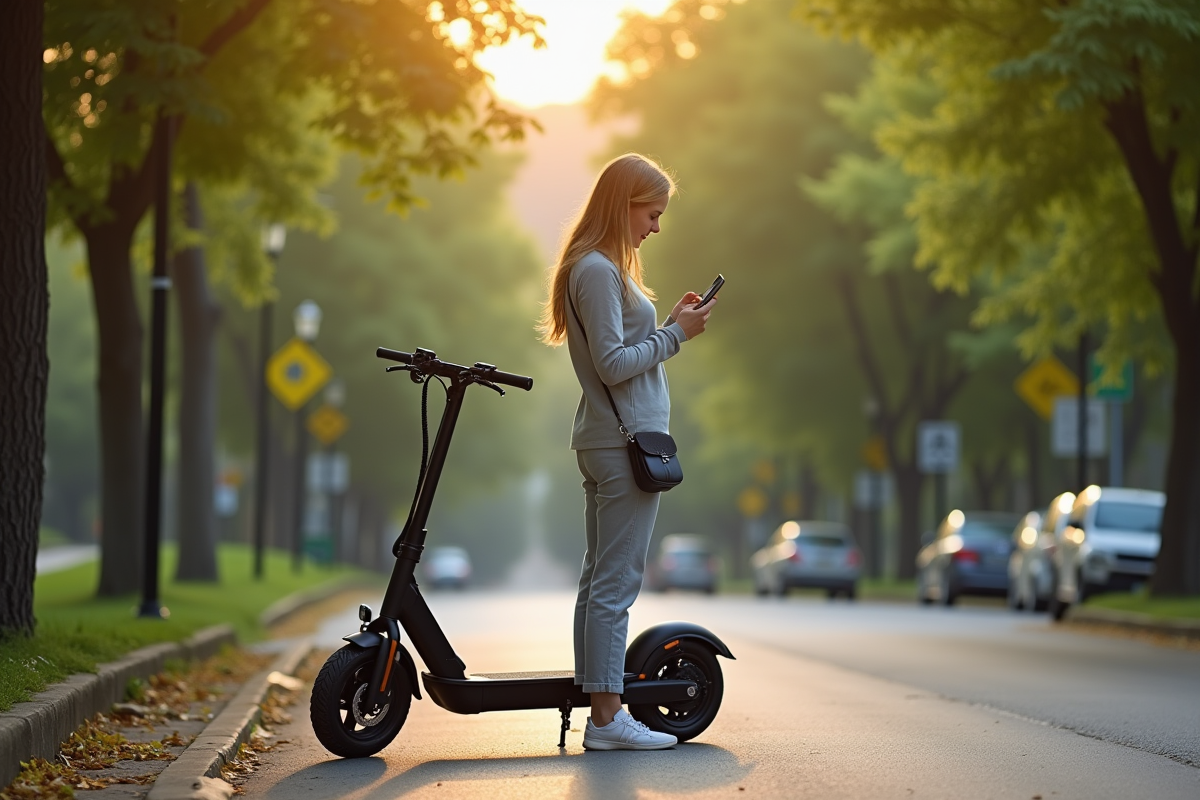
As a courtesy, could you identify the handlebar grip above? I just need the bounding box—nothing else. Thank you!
[488,370,534,392]
[376,347,413,364]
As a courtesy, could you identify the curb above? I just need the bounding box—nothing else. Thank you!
[145,637,313,800]
[1065,605,1200,640]
[0,624,236,788]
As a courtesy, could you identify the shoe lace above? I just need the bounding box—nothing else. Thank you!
[621,714,653,736]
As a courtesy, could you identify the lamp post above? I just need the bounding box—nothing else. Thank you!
[324,379,345,564]
[252,224,285,580]
[292,300,322,573]
[138,111,174,619]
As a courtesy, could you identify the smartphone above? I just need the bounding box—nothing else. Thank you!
[695,274,724,309]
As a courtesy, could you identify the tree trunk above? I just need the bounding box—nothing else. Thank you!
[0,0,48,637]
[1152,323,1200,596]
[174,183,221,581]
[1103,90,1200,596]
[83,222,146,597]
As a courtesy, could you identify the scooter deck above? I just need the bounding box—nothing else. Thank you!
[421,670,698,715]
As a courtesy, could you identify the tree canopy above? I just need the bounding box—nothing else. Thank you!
[797,0,1200,594]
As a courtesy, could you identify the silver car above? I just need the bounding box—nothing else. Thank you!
[648,534,718,594]
[1007,492,1076,612]
[1051,486,1164,620]
[751,521,861,599]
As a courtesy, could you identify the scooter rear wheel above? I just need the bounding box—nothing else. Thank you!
[628,645,723,742]
[310,644,411,758]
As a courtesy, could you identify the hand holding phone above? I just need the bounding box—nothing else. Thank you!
[695,274,724,309]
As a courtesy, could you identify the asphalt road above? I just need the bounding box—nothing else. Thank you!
[239,590,1200,799]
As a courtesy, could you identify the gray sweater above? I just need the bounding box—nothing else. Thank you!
[566,250,688,450]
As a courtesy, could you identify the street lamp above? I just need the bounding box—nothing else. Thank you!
[252,223,286,580]
[291,299,321,573]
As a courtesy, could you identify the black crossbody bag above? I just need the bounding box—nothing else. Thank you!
[569,293,683,493]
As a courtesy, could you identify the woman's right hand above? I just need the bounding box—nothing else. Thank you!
[674,294,716,340]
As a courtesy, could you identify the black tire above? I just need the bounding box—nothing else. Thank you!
[826,588,839,600]
[628,644,724,742]
[310,644,411,758]
[845,585,857,601]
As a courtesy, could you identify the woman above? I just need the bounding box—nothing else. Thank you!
[539,153,715,750]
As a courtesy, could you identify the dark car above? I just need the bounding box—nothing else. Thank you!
[916,510,1022,606]
[648,534,718,594]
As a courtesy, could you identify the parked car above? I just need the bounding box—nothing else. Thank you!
[422,545,472,590]
[751,521,861,599]
[916,510,1022,606]
[1050,485,1164,621]
[1008,492,1076,612]
[648,534,718,594]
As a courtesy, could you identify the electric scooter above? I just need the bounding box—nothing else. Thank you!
[308,346,734,758]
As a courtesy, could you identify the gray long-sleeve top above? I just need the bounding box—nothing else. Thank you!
[566,250,688,450]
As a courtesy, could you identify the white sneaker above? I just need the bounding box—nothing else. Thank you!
[583,709,678,751]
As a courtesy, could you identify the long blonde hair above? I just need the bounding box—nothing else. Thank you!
[538,153,677,346]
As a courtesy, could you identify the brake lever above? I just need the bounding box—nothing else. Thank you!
[477,379,505,397]
[385,364,425,384]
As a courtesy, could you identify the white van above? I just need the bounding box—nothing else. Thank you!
[1051,485,1164,620]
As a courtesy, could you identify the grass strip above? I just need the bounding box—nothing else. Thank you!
[1086,590,1200,621]
[0,543,379,712]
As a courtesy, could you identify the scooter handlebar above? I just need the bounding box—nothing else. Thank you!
[375,347,533,391]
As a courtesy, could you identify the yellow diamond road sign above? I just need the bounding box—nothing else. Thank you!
[267,338,332,411]
[1015,356,1079,421]
[308,404,349,446]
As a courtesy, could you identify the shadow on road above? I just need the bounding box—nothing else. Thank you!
[264,742,751,799]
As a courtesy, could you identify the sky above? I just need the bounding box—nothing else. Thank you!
[475,0,675,108]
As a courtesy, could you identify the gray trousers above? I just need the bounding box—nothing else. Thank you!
[573,447,661,694]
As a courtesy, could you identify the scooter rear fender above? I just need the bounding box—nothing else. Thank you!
[343,631,422,700]
[624,621,734,673]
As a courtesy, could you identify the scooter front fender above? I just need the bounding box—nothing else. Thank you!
[342,631,422,700]
[624,621,734,674]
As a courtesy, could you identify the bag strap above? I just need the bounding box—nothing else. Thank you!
[567,291,636,443]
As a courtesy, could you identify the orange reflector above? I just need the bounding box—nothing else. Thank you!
[664,639,680,650]
[380,640,398,691]
[639,673,646,680]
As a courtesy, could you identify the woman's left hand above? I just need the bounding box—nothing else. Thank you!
[671,292,702,321]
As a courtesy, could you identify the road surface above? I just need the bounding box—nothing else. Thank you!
[238,590,1200,799]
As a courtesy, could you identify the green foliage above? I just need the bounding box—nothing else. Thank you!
[796,0,1194,368]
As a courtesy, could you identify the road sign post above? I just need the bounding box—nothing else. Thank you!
[917,421,961,529]
[266,335,331,573]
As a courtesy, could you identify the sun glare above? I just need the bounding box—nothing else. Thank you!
[474,0,675,108]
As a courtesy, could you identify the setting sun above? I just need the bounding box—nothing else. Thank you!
[475,0,674,108]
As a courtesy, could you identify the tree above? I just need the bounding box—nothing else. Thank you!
[0,0,48,637]
[799,0,1200,595]
[173,182,220,581]
[43,0,542,596]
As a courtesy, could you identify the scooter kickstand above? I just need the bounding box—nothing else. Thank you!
[557,700,572,748]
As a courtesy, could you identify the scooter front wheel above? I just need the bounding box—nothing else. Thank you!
[310,644,411,758]
[628,645,723,742]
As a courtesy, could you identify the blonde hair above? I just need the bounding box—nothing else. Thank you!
[538,153,677,346]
